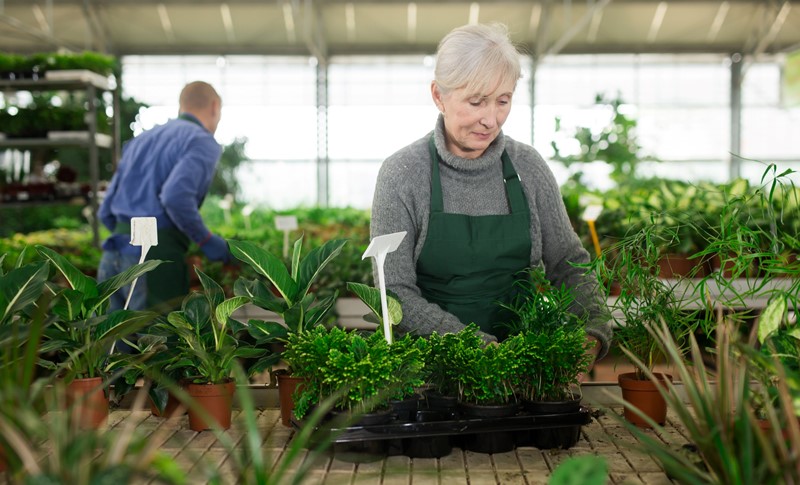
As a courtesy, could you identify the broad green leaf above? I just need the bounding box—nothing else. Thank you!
[283,303,305,333]
[0,261,49,325]
[296,239,347,298]
[291,235,303,280]
[304,292,339,328]
[183,292,211,329]
[346,282,403,326]
[758,297,787,344]
[215,296,251,327]
[229,240,298,303]
[234,279,287,314]
[197,268,225,309]
[35,245,98,298]
[95,309,158,343]
[95,259,163,305]
[231,347,268,359]
[247,320,289,343]
[52,288,84,322]
[248,353,282,375]
[167,311,192,330]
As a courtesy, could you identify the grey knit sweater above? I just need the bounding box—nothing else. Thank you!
[371,115,612,358]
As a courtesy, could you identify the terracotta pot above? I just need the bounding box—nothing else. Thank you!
[66,377,109,429]
[618,372,672,428]
[185,380,235,432]
[756,416,800,441]
[709,252,760,279]
[657,254,706,279]
[277,373,307,427]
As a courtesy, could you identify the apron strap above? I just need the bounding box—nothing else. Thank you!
[428,135,445,213]
[428,134,525,214]
[501,150,527,213]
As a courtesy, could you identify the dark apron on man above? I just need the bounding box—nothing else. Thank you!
[113,223,190,312]
[415,135,532,338]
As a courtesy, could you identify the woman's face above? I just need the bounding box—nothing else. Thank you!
[432,79,515,159]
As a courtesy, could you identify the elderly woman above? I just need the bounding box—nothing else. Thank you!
[371,23,611,364]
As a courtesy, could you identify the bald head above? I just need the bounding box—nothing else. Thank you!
[179,81,222,134]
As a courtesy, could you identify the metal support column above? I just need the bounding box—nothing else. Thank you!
[316,59,329,207]
[87,83,100,247]
[529,55,539,146]
[729,52,743,181]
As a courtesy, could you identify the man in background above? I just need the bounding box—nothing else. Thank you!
[98,81,230,312]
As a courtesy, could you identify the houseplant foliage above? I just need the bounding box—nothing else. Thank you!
[499,268,591,403]
[230,236,347,347]
[612,318,800,484]
[34,244,162,380]
[593,229,704,380]
[153,267,275,431]
[285,326,425,419]
[157,267,273,384]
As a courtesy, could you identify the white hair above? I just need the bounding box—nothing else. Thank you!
[434,23,521,96]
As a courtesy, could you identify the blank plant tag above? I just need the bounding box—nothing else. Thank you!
[124,217,158,311]
[275,215,299,258]
[362,231,407,344]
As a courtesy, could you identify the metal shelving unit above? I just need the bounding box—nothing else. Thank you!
[0,74,117,247]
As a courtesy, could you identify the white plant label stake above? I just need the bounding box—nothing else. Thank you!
[124,217,158,310]
[581,204,604,258]
[275,215,298,258]
[362,231,406,344]
[110,217,157,356]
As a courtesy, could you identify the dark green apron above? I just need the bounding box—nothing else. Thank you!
[114,224,190,313]
[416,135,532,337]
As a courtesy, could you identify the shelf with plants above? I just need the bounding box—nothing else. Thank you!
[0,75,118,247]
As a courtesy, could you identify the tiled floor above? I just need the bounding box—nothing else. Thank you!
[103,403,686,484]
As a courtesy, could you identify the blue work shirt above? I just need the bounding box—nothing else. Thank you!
[99,113,222,253]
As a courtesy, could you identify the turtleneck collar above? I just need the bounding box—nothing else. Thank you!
[432,114,506,173]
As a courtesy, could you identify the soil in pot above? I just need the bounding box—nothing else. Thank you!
[403,409,453,459]
[331,407,393,463]
[277,372,307,428]
[66,377,109,429]
[618,372,672,428]
[186,380,235,432]
[459,402,519,454]
[521,398,583,449]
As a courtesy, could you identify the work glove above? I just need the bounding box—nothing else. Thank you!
[199,233,232,264]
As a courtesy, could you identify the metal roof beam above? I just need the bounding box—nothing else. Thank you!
[0,12,82,51]
[81,0,112,52]
[545,0,611,57]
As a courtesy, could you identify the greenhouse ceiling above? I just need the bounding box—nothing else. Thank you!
[0,0,798,59]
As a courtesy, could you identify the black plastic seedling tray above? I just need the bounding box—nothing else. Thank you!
[291,406,591,443]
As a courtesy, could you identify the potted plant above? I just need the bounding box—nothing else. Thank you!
[34,245,161,428]
[228,236,347,426]
[428,324,519,453]
[153,268,274,431]
[498,269,592,449]
[284,325,424,460]
[745,295,800,431]
[593,232,703,428]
